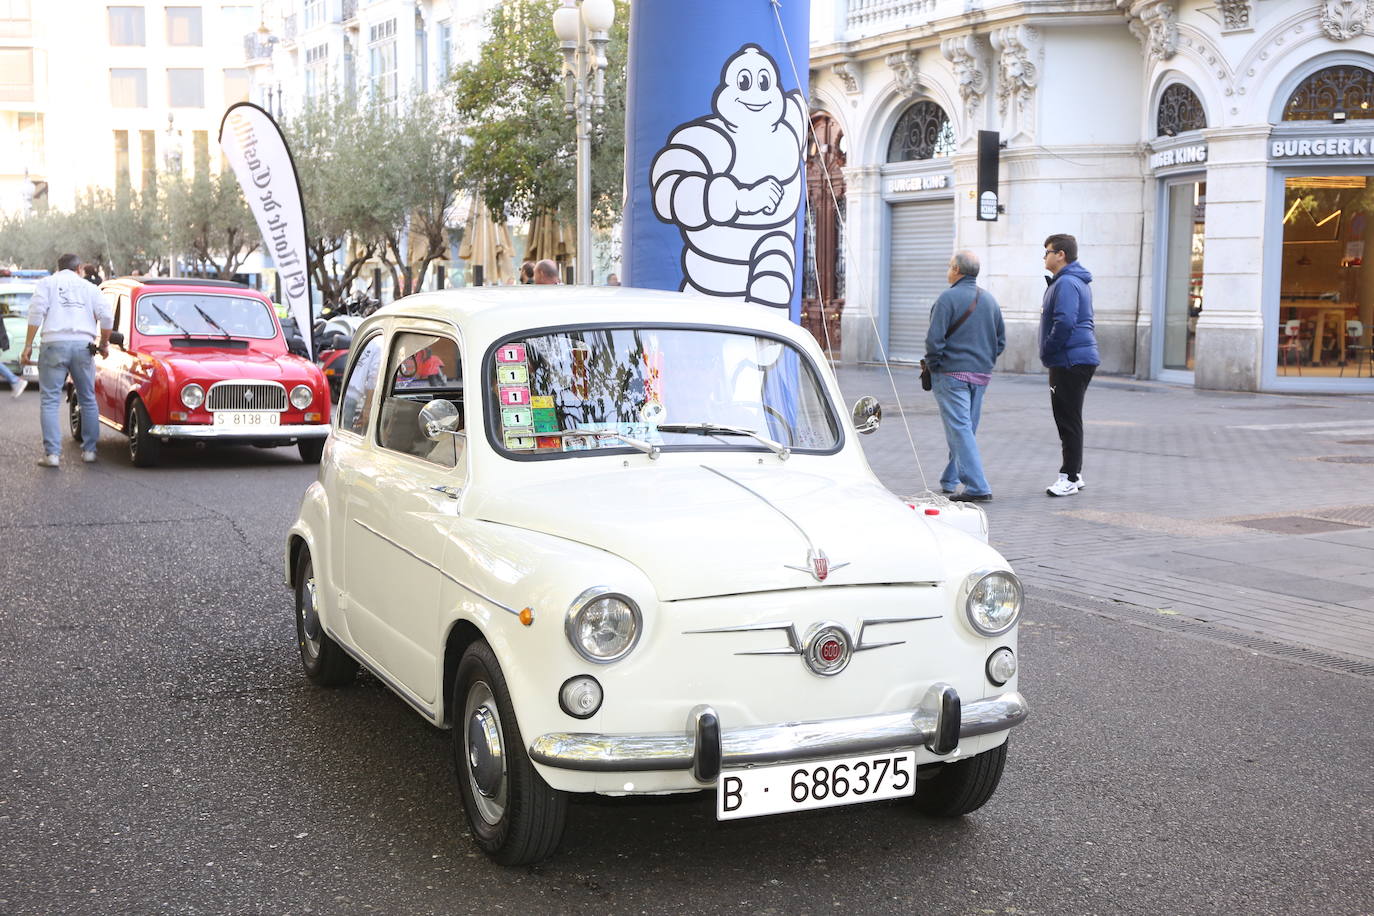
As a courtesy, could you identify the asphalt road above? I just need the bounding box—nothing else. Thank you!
[1,397,1371,916]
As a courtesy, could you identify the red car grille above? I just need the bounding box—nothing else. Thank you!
[207,381,287,412]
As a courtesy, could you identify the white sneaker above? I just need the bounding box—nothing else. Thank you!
[1075,473,1085,490]
[36,454,59,468]
[10,379,26,398]
[1046,473,1080,497]
[82,451,97,463]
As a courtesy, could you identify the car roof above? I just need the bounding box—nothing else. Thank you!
[365,286,810,346]
[103,276,264,296]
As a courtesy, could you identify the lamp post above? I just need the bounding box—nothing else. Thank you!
[164,114,184,277]
[552,0,614,286]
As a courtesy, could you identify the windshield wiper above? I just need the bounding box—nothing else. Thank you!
[657,422,790,460]
[151,303,193,337]
[193,304,233,338]
[540,428,662,460]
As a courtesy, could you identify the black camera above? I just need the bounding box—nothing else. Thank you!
[87,343,98,355]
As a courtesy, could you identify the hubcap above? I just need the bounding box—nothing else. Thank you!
[299,575,322,660]
[463,681,507,824]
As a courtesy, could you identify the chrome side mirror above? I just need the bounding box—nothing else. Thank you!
[419,399,463,440]
[851,396,882,435]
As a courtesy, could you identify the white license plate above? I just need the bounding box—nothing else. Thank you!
[22,364,38,378]
[213,411,280,428]
[716,750,916,820]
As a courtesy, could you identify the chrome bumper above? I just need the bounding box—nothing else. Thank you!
[528,686,1027,781]
[147,423,330,439]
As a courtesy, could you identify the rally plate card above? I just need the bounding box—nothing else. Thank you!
[716,750,916,820]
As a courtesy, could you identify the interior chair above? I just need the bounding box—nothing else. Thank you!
[1278,318,1306,375]
[1343,319,1371,378]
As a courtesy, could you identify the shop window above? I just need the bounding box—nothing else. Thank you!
[886,101,955,162]
[1277,176,1372,378]
[1283,66,1374,122]
[804,112,847,353]
[1161,181,1205,371]
[1156,83,1206,137]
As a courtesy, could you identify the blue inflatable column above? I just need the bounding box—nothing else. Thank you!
[623,0,810,323]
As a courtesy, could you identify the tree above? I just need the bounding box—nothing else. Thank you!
[0,186,161,276]
[451,0,628,227]
[165,170,260,279]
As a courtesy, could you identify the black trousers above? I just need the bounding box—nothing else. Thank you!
[1048,364,1096,478]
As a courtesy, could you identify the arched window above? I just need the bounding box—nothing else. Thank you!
[1156,83,1207,137]
[1283,65,1374,121]
[886,101,955,162]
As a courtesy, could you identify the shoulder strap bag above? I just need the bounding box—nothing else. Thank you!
[921,289,979,391]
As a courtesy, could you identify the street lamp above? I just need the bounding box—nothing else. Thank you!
[552,0,614,286]
[164,114,184,277]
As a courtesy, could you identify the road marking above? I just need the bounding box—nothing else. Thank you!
[1230,420,1374,432]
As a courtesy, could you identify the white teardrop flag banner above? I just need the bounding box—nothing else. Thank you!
[218,102,312,356]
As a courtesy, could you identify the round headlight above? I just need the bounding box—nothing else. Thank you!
[964,569,1023,636]
[565,589,641,663]
[986,647,1017,685]
[290,384,313,409]
[180,383,204,409]
[558,676,604,719]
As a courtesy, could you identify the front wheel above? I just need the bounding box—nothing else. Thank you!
[913,740,1008,817]
[453,640,567,865]
[298,438,325,464]
[294,552,357,687]
[127,399,161,467]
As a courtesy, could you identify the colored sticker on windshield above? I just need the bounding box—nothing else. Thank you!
[532,408,558,433]
[530,395,554,409]
[496,344,527,363]
[502,407,532,428]
[499,385,530,407]
[497,365,528,385]
[504,431,536,450]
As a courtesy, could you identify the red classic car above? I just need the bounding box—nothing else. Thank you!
[79,277,330,466]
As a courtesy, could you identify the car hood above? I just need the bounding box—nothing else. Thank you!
[468,464,950,600]
[145,347,319,382]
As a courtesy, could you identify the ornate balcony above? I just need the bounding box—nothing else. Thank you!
[846,0,939,37]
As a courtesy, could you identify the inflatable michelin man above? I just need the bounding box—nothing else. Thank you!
[650,44,806,309]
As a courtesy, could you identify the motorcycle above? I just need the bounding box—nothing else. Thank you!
[314,291,377,400]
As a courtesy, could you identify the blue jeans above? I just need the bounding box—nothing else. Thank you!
[933,372,990,496]
[38,340,98,457]
[0,359,18,385]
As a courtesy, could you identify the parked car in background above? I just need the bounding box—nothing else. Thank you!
[83,277,330,466]
[0,281,38,380]
[284,286,1028,865]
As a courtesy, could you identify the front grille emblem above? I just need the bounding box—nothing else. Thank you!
[243,389,254,403]
[803,622,852,676]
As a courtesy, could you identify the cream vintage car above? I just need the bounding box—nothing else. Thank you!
[284,286,1027,865]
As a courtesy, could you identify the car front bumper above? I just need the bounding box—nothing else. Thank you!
[529,686,1026,782]
[147,423,331,439]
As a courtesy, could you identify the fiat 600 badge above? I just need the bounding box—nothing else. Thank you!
[285,287,1027,865]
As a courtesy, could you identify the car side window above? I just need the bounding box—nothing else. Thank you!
[376,330,463,468]
[337,335,383,437]
[114,294,131,338]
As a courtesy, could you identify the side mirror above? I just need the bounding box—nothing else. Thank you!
[109,331,125,347]
[851,396,882,435]
[419,399,463,441]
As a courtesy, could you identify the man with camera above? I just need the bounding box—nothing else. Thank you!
[21,254,113,467]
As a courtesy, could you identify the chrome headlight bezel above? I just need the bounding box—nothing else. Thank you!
[180,383,205,409]
[290,384,313,409]
[963,568,1023,637]
[564,587,642,664]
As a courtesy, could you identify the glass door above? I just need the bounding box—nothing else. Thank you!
[1161,180,1206,374]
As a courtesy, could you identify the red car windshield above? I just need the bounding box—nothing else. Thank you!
[136,293,278,339]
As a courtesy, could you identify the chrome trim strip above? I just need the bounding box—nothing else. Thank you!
[147,423,331,438]
[685,615,939,657]
[350,519,526,620]
[528,690,1028,773]
[700,464,815,550]
[324,626,438,722]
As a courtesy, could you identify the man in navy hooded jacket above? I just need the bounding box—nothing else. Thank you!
[1039,233,1100,497]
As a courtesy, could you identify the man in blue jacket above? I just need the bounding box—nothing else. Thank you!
[924,250,1005,502]
[1039,233,1100,497]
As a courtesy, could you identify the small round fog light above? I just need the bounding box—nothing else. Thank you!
[559,675,603,719]
[986,647,1017,686]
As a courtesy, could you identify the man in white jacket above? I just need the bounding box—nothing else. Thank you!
[21,254,113,467]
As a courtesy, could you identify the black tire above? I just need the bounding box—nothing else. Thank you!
[127,399,161,467]
[68,392,82,443]
[453,640,567,865]
[913,740,1009,817]
[294,553,357,687]
[298,438,325,464]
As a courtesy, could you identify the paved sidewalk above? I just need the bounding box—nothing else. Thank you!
[836,364,1374,667]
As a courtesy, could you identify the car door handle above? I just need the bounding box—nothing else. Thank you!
[430,485,462,500]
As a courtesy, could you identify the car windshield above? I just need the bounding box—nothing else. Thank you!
[135,293,278,339]
[488,326,840,457]
[0,289,33,316]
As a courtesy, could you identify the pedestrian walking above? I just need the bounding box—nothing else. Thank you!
[1039,233,1100,497]
[0,314,28,397]
[20,253,113,467]
[534,260,560,285]
[923,250,1005,503]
